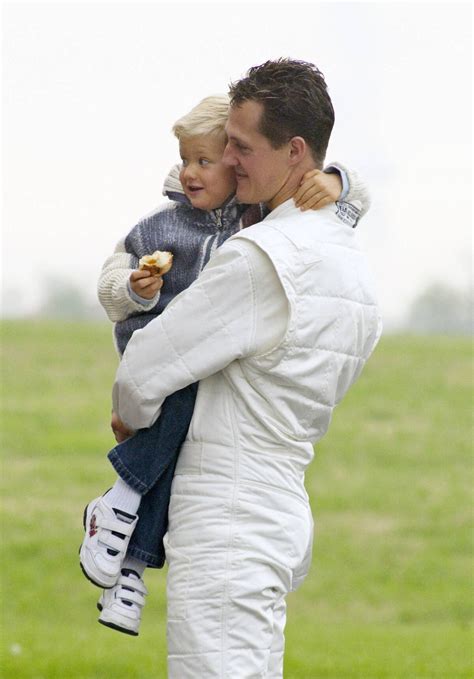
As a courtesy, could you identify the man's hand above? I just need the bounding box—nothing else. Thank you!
[130,270,164,300]
[111,411,135,443]
[293,169,342,211]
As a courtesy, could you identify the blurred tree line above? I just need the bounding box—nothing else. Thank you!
[4,276,472,335]
[38,277,104,320]
[406,282,472,335]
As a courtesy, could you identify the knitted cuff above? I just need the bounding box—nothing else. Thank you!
[325,161,371,218]
[324,164,349,200]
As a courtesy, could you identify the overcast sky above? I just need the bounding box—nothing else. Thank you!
[2,1,472,325]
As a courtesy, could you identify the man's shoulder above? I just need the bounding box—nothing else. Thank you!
[232,201,319,241]
[233,201,359,257]
[267,201,360,237]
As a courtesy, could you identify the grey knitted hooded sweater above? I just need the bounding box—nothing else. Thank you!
[98,163,369,355]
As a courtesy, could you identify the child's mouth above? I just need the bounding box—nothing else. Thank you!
[188,185,204,194]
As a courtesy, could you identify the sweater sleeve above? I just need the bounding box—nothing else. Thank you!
[112,239,288,430]
[97,237,161,322]
[324,161,371,219]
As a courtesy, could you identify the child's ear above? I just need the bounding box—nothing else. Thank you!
[288,136,307,165]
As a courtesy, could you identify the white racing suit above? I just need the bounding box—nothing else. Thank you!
[113,199,382,678]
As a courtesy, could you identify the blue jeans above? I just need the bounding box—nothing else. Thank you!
[107,382,198,568]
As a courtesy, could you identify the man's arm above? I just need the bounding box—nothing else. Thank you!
[112,240,287,431]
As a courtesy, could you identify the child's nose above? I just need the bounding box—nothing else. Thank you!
[182,163,197,180]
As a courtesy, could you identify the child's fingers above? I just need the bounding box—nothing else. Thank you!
[135,275,162,290]
[300,194,332,211]
[149,277,164,292]
[130,269,151,282]
[301,168,322,181]
[296,187,327,208]
[293,185,312,206]
[294,180,327,206]
[296,168,322,193]
[131,276,163,300]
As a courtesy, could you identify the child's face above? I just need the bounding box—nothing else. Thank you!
[179,133,237,211]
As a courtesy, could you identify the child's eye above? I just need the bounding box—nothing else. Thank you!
[199,158,210,166]
[181,159,188,167]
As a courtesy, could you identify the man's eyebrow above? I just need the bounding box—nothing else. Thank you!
[227,134,246,144]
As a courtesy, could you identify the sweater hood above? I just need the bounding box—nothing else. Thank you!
[162,163,186,202]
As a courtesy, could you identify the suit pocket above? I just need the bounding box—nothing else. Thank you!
[163,533,191,621]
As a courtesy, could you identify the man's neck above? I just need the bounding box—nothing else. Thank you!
[266,161,319,211]
[266,186,298,212]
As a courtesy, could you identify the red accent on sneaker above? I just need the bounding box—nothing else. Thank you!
[89,514,98,538]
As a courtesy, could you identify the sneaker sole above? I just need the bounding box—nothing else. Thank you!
[98,618,139,636]
[79,503,115,590]
[97,603,139,637]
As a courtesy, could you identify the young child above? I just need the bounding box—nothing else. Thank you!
[79,95,370,636]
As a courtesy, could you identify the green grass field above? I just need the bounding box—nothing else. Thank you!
[1,320,472,678]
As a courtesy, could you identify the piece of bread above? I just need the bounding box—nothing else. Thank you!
[138,251,173,276]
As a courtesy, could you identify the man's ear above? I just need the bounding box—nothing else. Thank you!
[288,136,307,165]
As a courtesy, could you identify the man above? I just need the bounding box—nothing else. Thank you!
[113,59,382,678]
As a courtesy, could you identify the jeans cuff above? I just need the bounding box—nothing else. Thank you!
[127,544,165,569]
[108,449,150,494]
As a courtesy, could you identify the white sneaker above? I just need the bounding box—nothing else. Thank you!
[97,569,148,636]
[79,495,138,589]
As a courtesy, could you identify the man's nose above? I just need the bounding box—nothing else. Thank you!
[222,142,237,167]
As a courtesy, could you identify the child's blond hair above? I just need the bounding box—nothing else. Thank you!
[172,95,230,140]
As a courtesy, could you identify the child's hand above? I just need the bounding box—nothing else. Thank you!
[294,169,342,211]
[130,270,163,300]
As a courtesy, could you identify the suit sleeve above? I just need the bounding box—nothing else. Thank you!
[112,241,260,430]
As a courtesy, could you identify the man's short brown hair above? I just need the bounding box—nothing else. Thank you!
[229,58,335,168]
